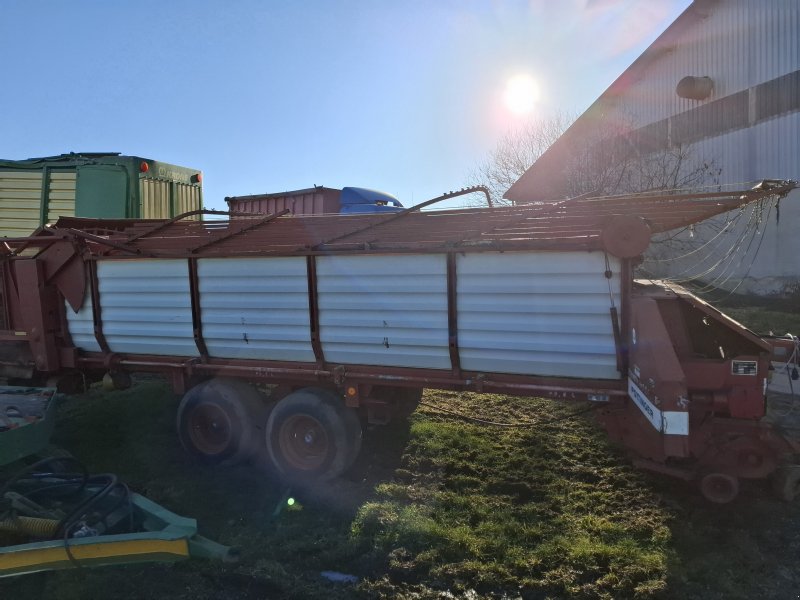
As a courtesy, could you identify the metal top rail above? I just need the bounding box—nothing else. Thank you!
[12,180,797,259]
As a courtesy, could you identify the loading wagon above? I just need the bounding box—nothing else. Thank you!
[0,182,797,503]
[0,153,203,238]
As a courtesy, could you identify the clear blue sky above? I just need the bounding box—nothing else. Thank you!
[0,0,691,210]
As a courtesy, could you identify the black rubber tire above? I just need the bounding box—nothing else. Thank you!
[177,378,268,466]
[699,472,740,504]
[266,388,361,483]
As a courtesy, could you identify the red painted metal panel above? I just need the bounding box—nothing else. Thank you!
[628,295,690,458]
[14,260,60,372]
[226,187,341,216]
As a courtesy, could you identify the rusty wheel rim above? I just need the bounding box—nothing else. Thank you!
[188,402,233,455]
[701,473,738,504]
[278,415,329,471]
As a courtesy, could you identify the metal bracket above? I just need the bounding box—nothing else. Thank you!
[333,365,346,386]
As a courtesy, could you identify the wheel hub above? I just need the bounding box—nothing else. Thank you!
[188,402,233,455]
[700,472,739,504]
[278,415,330,471]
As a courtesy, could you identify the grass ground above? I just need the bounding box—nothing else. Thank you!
[0,297,797,599]
[714,291,800,335]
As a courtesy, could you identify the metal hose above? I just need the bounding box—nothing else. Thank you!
[0,515,59,537]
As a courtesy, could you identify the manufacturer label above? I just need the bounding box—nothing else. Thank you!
[587,394,610,403]
[154,166,191,184]
[731,360,757,376]
[628,378,689,436]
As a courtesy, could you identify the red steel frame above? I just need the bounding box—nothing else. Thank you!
[0,182,794,394]
[0,181,797,490]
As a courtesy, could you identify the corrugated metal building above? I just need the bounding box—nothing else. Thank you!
[507,0,800,295]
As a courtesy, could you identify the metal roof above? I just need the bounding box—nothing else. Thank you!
[44,181,795,258]
[0,153,124,169]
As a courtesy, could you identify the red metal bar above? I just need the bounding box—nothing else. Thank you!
[446,252,461,377]
[78,240,606,260]
[14,260,59,372]
[620,259,632,376]
[306,256,325,366]
[0,264,11,331]
[187,258,209,361]
[313,186,490,249]
[75,352,627,398]
[0,332,27,341]
[60,228,142,255]
[88,260,111,355]
[189,209,289,253]
[126,209,224,241]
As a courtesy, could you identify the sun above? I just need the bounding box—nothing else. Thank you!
[503,74,540,116]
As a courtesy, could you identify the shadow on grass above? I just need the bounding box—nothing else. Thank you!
[0,376,413,600]
[653,473,800,600]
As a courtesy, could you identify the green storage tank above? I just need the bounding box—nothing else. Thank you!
[0,152,203,237]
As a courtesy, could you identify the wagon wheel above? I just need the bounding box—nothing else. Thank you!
[177,378,269,466]
[266,388,361,482]
[699,472,740,504]
[708,437,777,480]
[730,439,777,479]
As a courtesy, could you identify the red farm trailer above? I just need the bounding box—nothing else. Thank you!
[0,182,797,504]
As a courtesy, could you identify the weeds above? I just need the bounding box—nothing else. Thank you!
[351,392,670,598]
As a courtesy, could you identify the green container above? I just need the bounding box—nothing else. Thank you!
[0,387,58,467]
[0,153,203,237]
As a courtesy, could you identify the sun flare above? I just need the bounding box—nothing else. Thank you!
[503,74,540,116]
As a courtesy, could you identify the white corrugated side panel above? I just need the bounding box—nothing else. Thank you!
[316,254,450,369]
[197,257,315,362]
[97,260,196,355]
[64,283,101,353]
[614,0,798,125]
[457,251,621,379]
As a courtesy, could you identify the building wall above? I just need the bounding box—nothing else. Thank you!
[611,0,799,126]
[603,0,799,295]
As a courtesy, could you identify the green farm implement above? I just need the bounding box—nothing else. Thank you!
[0,387,233,578]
